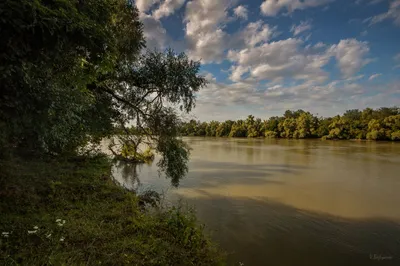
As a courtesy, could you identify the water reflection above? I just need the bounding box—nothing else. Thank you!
[110,138,400,266]
[111,161,142,191]
[188,195,400,266]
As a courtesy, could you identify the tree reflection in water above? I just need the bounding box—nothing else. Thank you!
[111,160,142,191]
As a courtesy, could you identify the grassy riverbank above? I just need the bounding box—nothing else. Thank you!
[0,155,224,265]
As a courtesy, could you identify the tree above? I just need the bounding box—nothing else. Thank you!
[1,0,207,184]
[246,115,261,138]
[295,112,314,139]
[317,117,332,137]
[366,119,384,140]
[196,122,207,136]
[327,116,351,139]
[1,0,146,155]
[280,118,297,138]
[216,120,233,137]
[178,107,399,141]
[206,121,220,137]
[264,117,281,136]
[229,120,247,137]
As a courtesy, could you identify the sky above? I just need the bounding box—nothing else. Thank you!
[136,0,400,121]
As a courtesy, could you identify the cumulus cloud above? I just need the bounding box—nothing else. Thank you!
[136,0,160,13]
[260,0,333,16]
[140,14,169,49]
[237,20,276,48]
[234,5,248,20]
[369,73,382,80]
[137,0,187,50]
[227,38,332,83]
[152,0,186,19]
[184,0,233,63]
[365,0,400,26]
[328,39,371,78]
[291,20,312,36]
[194,74,400,121]
[356,0,385,4]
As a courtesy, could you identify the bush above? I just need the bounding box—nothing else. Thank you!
[391,131,400,141]
[264,131,277,138]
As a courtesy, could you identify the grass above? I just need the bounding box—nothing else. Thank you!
[0,155,225,265]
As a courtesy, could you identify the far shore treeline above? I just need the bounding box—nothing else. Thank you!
[180,107,400,141]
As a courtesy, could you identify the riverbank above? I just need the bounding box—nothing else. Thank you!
[0,155,224,265]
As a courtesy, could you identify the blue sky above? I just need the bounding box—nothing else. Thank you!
[137,0,400,121]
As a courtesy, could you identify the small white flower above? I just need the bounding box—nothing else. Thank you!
[27,230,37,234]
[62,220,66,224]
[46,233,52,238]
[60,236,65,242]
[57,223,63,227]
[56,219,61,223]
[2,232,10,238]
[33,226,39,230]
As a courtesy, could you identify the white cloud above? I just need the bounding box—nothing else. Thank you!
[357,0,386,5]
[234,5,248,20]
[369,73,382,80]
[314,42,326,49]
[194,75,400,121]
[203,72,216,82]
[345,74,365,82]
[136,0,160,13]
[152,0,186,19]
[239,20,276,48]
[141,14,169,49]
[260,0,333,16]
[138,0,187,50]
[184,0,233,63]
[369,0,386,4]
[291,20,312,36]
[365,0,400,26]
[328,39,371,78]
[227,38,332,83]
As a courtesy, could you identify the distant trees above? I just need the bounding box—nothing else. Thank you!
[206,121,220,137]
[216,120,234,137]
[180,107,400,141]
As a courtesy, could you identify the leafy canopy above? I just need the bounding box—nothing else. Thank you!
[0,0,207,184]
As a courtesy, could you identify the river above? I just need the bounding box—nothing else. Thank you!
[111,138,400,266]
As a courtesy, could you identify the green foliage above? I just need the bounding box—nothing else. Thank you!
[245,115,262,138]
[391,131,400,140]
[1,0,207,183]
[119,145,154,163]
[1,0,143,155]
[216,120,234,137]
[180,107,400,141]
[0,157,225,265]
[265,131,277,138]
[206,121,220,137]
[229,120,247,138]
[157,138,190,187]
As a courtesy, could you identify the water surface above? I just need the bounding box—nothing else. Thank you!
[112,138,400,266]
